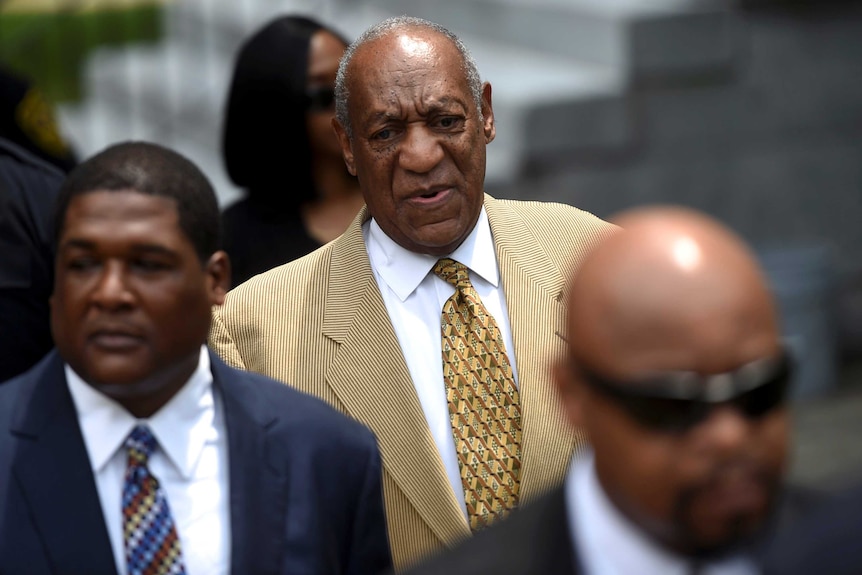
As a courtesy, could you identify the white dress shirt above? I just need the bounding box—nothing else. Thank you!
[566,452,758,575]
[67,346,230,575]
[364,207,519,516]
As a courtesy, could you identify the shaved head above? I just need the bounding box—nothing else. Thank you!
[557,205,789,558]
[569,206,780,378]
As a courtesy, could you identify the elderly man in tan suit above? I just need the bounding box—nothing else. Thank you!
[209,15,616,571]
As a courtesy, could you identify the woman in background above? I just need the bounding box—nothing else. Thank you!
[221,15,364,287]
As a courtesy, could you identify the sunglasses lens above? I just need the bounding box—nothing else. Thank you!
[737,373,790,418]
[306,87,335,111]
[626,376,788,433]
[578,351,792,433]
[618,397,710,433]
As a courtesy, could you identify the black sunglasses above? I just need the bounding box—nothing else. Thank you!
[573,351,793,433]
[305,86,335,112]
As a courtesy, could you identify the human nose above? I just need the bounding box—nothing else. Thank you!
[697,405,751,455]
[91,262,134,309]
[398,125,444,173]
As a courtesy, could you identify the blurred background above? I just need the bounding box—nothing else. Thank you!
[2,0,862,491]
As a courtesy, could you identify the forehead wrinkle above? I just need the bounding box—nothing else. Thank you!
[365,91,464,122]
[352,31,472,122]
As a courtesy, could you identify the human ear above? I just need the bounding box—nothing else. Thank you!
[554,359,588,430]
[332,118,356,176]
[205,251,231,305]
[481,82,495,144]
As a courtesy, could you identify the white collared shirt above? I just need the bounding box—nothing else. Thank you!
[67,346,230,575]
[364,207,519,517]
[566,452,758,575]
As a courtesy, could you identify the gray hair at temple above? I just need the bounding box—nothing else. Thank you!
[334,15,485,140]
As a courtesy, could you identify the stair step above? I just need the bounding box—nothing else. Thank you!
[76,2,632,187]
[164,0,346,56]
[331,4,631,184]
[348,0,740,78]
[83,41,229,124]
[57,99,242,208]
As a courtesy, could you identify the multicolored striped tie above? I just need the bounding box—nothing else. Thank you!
[122,425,187,575]
[434,257,522,531]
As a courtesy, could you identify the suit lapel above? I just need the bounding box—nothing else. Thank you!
[322,209,469,545]
[530,488,581,574]
[9,351,117,574]
[214,353,286,574]
[485,197,579,502]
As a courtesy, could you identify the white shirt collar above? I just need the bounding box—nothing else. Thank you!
[66,346,215,480]
[366,206,499,301]
[567,451,757,575]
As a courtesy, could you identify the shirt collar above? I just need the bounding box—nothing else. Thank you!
[66,346,215,480]
[366,206,499,301]
[574,452,686,573]
[567,452,756,575]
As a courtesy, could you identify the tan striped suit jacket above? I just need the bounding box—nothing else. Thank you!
[208,194,617,570]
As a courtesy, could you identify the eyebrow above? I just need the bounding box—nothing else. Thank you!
[365,96,469,123]
[60,239,178,258]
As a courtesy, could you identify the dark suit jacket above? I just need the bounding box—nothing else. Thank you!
[0,137,62,382]
[762,480,862,575]
[0,349,392,575]
[397,480,820,575]
[397,486,580,575]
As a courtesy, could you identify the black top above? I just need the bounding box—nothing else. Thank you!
[222,194,322,287]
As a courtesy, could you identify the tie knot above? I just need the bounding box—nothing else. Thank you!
[124,424,157,463]
[433,258,472,289]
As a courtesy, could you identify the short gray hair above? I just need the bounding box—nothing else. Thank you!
[334,15,484,140]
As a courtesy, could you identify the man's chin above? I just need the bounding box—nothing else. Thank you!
[681,513,768,559]
[87,373,167,399]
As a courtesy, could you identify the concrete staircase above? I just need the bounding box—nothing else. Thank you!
[57,0,740,207]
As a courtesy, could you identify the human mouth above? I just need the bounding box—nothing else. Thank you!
[408,187,453,205]
[704,473,769,516]
[89,329,145,351]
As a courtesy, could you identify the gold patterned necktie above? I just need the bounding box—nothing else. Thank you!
[434,257,522,531]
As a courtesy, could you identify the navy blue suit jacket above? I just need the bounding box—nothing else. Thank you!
[0,349,392,575]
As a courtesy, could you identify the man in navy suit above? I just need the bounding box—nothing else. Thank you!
[0,141,392,575]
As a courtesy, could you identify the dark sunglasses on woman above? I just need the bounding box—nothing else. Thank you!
[305,86,336,112]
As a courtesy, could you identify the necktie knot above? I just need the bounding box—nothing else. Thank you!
[433,257,472,289]
[124,424,157,465]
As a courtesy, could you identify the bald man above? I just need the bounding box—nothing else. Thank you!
[400,206,813,575]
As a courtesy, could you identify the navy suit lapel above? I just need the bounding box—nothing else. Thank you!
[212,352,287,574]
[9,350,117,574]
